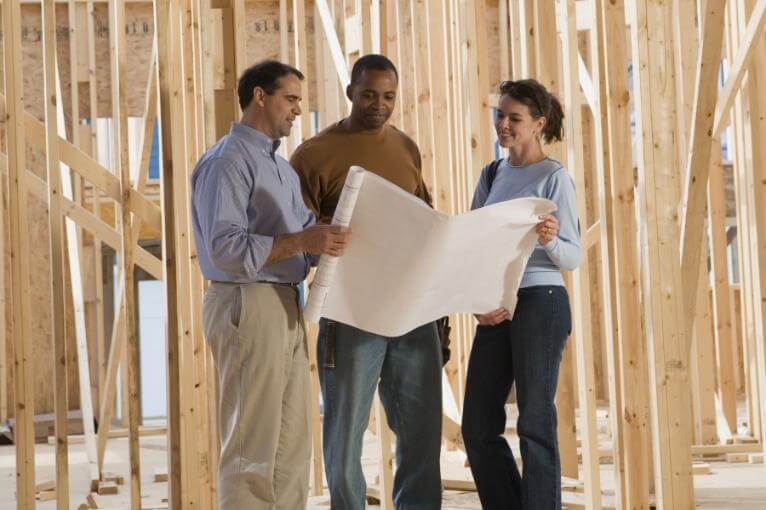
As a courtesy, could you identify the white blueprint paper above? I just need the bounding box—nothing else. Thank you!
[304,166,556,337]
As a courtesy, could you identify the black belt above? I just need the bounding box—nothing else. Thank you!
[210,280,298,287]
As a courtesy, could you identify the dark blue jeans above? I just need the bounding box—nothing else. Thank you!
[318,319,443,510]
[462,286,571,510]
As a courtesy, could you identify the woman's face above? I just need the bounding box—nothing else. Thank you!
[494,95,545,149]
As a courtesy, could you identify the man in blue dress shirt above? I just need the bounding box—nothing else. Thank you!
[191,60,349,509]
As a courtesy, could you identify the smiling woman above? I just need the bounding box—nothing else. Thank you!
[461,78,580,510]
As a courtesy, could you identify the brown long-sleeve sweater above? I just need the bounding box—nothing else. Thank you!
[289,120,431,222]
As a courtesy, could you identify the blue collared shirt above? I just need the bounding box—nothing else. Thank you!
[191,122,316,283]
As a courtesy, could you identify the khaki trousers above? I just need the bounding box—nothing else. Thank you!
[202,282,311,509]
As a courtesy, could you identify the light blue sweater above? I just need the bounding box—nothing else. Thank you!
[471,157,582,288]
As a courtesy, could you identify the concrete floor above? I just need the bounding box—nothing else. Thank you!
[1,431,765,509]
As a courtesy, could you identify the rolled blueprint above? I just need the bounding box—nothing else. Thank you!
[304,165,366,324]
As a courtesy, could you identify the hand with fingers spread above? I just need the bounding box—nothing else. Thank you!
[474,307,511,326]
[535,213,558,245]
[301,224,351,257]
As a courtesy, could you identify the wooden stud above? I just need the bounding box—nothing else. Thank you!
[559,1,601,507]
[589,2,625,505]
[154,0,185,507]
[292,0,312,142]
[508,0,522,78]
[412,0,435,193]
[497,0,509,80]
[95,51,160,473]
[518,0,535,76]
[630,0,695,507]
[41,1,72,507]
[108,0,142,506]
[708,136,738,433]
[679,0,727,351]
[462,0,493,183]
[396,0,418,140]
[55,60,101,490]
[742,0,766,459]
[690,257,718,446]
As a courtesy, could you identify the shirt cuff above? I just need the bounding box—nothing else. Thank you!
[542,236,560,252]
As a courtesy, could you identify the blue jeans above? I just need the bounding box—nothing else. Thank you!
[462,286,571,510]
[318,319,443,509]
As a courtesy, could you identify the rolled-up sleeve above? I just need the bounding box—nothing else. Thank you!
[194,158,274,279]
[543,168,582,270]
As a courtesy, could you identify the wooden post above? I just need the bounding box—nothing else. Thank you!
[109,0,142,506]
[559,1,602,507]
[2,0,36,507]
[154,0,184,507]
[708,136,737,433]
[41,1,71,507]
[742,0,766,454]
[85,0,107,409]
[498,0,510,80]
[679,0,727,354]
[56,55,101,489]
[412,0,435,192]
[463,0,493,183]
[518,0,535,76]
[630,0,695,506]
[589,0,625,503]
[293,0,312,142]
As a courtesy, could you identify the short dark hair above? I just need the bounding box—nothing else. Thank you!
[237,60,304,110]
[350,54,398,86]
[498,79,565,143]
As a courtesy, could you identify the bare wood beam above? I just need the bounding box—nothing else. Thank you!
[316,0,351,87]
[560,0,601,507]
[679,0,727,354]
[154,0,184,506]
[712,0,766,136]
[108,0,142,506]
[55,57,101,486]
[41,1,71,506]
[630,0,695,506]
[1,0,36,506]
[95,46,160,472]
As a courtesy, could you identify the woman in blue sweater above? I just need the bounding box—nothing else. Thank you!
[461,79,582,510]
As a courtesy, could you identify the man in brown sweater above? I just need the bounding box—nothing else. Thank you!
[290,55,443,509]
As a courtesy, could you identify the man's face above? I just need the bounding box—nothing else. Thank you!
[347,69,398,130]
[259,74,302,139]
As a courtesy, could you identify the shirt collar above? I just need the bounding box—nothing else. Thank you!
[230,122,281,154]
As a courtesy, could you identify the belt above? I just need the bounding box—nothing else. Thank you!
[210,280,298,287]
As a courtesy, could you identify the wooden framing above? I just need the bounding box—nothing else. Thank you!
[630,0,694,507]
[154,0,183,508]
[3,2,766,509]
[2,1,36,508]
[559,1,601,507]
[41,1,71,506]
